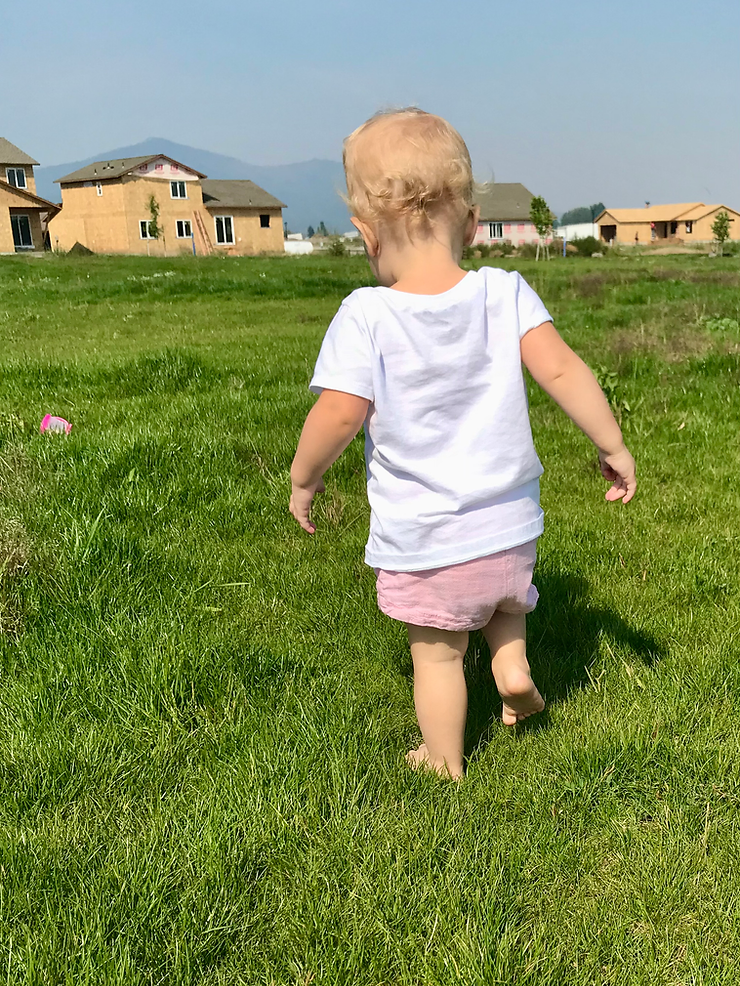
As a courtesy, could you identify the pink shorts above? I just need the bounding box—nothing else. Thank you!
[375,540,538,632]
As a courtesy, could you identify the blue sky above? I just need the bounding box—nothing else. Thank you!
[4,0,739,211]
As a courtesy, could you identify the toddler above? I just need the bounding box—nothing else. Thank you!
[290,109,636,779]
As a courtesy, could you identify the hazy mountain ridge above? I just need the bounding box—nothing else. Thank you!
[35,139,350,234]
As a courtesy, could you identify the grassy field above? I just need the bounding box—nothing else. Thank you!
[0,251,739,984]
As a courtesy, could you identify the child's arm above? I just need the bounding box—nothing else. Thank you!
[520,321,636,503]
[290,389,370,533]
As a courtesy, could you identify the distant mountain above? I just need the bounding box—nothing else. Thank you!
[35,138,350,235]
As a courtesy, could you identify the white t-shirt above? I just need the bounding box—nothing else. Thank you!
[310,266,552,572]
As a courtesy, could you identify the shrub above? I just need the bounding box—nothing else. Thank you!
[327,238,346,257]
[571,236,604,257]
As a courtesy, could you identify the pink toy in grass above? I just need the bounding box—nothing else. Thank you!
[40,414,72,435]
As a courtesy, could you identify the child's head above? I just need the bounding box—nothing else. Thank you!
[344,108,475,241]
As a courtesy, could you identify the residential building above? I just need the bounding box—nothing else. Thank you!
[595,203,740,245]
[473,183,551,246]
[48,155,286,255]
[48,155,207,254]
[200,180,285,255]
[0,138,60,253]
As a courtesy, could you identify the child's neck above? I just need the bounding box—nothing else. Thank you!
[382,232,466,296]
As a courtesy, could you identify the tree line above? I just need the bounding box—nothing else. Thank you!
[559,203,605,225]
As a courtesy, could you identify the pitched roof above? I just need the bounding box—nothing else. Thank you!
[201,179,286,210]
[597,203,703,223]
[0,179,60,212]
[0,138,39,166]
[677,203,739,221]
[474,182,535,221]
[56,155,206,183]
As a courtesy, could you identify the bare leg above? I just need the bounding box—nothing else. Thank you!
[482,611,544,726]
[406,624,468,779]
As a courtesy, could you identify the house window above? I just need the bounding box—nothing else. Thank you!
[6,168,26,189]
[685,221,693,233]
[488,222,503,239]
[170,181,187,199]
[259,214,270,229]
[11,215,33,249]
[176,220,192,239]
[215,216,234,244]
[504,223,511,233]
[96,183,103,196]
[139,220,156,239]
[517,223,525,232]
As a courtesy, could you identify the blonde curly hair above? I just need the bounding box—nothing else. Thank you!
[343,108,474,235]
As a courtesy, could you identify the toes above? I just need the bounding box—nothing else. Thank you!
[406,744,429,769]
[501,697,544,726]
[405,745,463,780]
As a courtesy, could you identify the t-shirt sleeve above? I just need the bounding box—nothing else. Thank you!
[309,302,374,400]
[512,272,553,339]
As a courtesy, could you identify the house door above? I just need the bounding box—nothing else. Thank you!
[11,215,33,250]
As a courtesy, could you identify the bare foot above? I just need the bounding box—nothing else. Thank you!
[497,671,545,726]
[406,744,464,780]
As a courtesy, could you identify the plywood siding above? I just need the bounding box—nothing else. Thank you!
[691,208,740,241]
[0,183,47,252]
[0,202,14,253]
[50,176,208,254]
[1,166,37,196]
[206,208,285,255]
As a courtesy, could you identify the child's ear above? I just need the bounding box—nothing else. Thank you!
[463,206,481,247]
[351,217,379,257]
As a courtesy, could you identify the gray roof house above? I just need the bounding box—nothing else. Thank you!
[49,153,287,256]
[200,180,287,253]
[0,138,59,253]
[473,182,545,245]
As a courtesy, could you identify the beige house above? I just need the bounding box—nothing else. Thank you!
[596,203,739,245]
[48,155,285,255]
[201,180,285,255]
[0,138,60,253]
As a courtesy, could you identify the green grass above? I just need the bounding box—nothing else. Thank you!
[1,251,739,984]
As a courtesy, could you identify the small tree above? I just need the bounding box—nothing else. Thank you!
[327,237,346,257]
[530,195,555,260]
[711,210,732,256]
[146,195,163,256]
[307,225,315,239]
[317,221,328,236]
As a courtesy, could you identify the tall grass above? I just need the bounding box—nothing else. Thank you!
[0,252,739,984]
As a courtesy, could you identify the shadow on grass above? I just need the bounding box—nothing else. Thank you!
[464,568,666,757]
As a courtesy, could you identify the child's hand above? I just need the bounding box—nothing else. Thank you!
[289,479,325,533]
[599,446,636,504]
